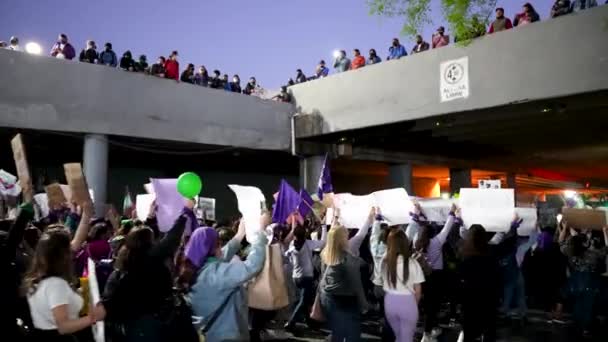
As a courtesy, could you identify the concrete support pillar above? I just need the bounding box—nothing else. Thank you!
[388,163,413,195]
[299,155,325,195]
[507,173,517,189]
[449,168,471,196]
[83,134,108,216]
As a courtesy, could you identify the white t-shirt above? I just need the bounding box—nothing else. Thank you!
[27,277,83,330]
[382,256,425,295]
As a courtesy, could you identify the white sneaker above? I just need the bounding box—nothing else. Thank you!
[420,333,437,342]
[457,331,464,342]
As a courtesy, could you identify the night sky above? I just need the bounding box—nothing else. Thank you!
[1,0,555,89]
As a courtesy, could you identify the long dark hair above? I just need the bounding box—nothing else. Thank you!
[23,228,74,295]
[385,229,411,289]
[115,227,154,272]
[462,224,488,257]
[414,222,433,253]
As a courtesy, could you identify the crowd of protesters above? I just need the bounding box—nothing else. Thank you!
[1,187,608,342]
[2,1,605,102]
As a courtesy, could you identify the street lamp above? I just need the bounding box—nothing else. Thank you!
[25,42,42,55]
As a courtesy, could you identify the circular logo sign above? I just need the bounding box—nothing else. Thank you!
[444,62,464,85]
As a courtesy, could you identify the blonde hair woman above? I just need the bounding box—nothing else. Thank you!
[319,225,368,342]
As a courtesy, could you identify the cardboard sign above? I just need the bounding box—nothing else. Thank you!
[63,163,92,206]
[11,134,34,201]
[563,208,606,231]
[459,188,514,232]
[45,183,67,208]
[135,194,155,221]
[372,188,414,225]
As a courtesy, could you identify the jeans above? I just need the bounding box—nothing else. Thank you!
[288,277,315,325]
[501,269,527,317]
[320,293,361,342]
[569,271,600,331]
[384,293,418,342]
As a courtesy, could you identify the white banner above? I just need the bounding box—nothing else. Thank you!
[228,185,266,243]
[372,188,414,225]
[418,198,457,222]
[459,188,514,232]
[334,193,375,229]
[440,56,469,102]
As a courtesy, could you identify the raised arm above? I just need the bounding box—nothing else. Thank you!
[490,216,522,245]
[70,203,92,252]
[370,207,384,258]
[222,219,246,261]
[309,224,328,250]
[150,207,190,260]
[349,208,373,254]
[434,208,457,245]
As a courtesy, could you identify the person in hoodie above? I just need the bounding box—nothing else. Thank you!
[315,60,330,78]
[209,70,222,89]
[79,40,98,64]
[243,77,257,95]
[350,49,366,70]
[411,35,430,54]
[221,74,231,91]
[295,69,307,84]
[150,56,166,77]
[50,33,76,60]
[180,63,195,84]
[488,8,513,34]
[120,50,136,71]
[230,75,242,93]
[135,55,148,73]
[367,49,382,65]
[8,36,21,51]
[284,221,328,332]
[387,38,407,60]
[98,42,118,67]
[333,50,351,73]
[189,213,270,342]
[551,0,572,17]
[194,66,209,87]
[164,50,180,81]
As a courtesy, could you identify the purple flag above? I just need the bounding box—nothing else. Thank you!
[272,179,300,224]
[152,178,194,234]
[317,154,333,200]
[299,189,314,218]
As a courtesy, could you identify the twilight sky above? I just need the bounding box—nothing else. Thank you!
[1,0,554,89]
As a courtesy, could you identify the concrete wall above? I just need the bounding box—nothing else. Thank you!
[291,7,608,137]
[0,50,294,150]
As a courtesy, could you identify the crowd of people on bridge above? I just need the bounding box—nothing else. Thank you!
[2,1,605,100]
[2,172,608,342]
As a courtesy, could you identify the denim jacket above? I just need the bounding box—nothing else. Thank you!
[189,232,267,342]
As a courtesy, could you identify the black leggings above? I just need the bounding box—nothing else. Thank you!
[423,270,445,333]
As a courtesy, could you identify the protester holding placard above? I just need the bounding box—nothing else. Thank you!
[284,218,328,332]
[25,228,106,342]
[382,228,425,342]
[411,204,459,341]
[558,221,608,337]
[189,212,269,342]
[102,201,196,342]
[318,225,368,342]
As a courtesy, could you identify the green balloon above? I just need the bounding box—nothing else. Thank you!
[177,172,202,198]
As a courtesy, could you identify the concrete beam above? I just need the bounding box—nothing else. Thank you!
[0,50,294,150]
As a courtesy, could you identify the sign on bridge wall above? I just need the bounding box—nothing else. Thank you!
[440,57,469,102]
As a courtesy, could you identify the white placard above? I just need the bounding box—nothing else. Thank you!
[136,194,155,221]
[459,188,514,232]
[144,182,155,195]
[34,193,50,219]
[440,56,469,102]
[372,188,414,225]
[87,258,105,342]
[0,169,21,196]
[334,193,375,229]
[515,207,537,236]
[228,185,266,243]
[198,197,216,221]
[418,198,456,222]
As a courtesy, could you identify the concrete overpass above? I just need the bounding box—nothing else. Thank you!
[291,6,608,192]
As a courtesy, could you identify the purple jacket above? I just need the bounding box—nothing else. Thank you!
[50,42,76,60]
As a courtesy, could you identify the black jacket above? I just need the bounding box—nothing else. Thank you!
[79,48,98,63]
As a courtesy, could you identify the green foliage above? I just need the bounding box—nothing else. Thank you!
[368,0,498,43]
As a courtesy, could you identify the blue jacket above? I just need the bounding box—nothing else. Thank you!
[99,50,117,67]
[189,232,267,342]
[387,44,407,60]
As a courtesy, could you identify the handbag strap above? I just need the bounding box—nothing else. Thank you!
[201,287,239,334]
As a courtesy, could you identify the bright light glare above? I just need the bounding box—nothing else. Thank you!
[332,50,341,58]
[556,214,563,223]
[441,192,450,200]
[563,190,577,199]
[25,42,42,55]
